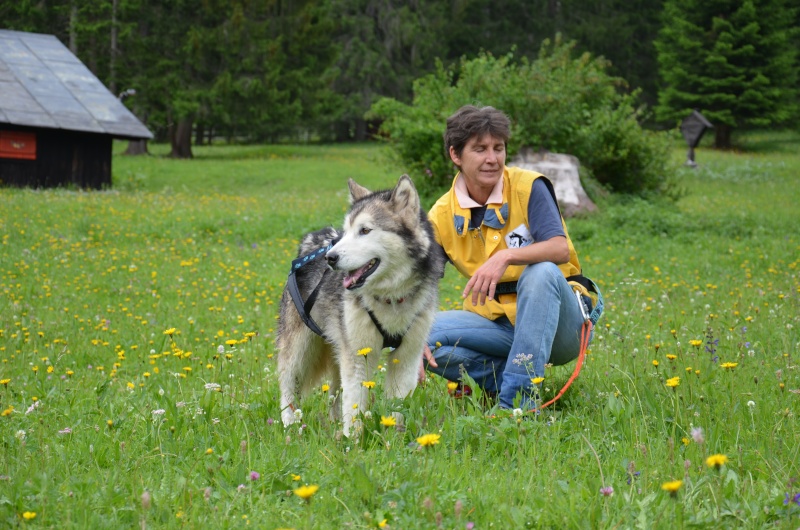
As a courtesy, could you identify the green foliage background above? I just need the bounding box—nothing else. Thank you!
[370,39,671,199]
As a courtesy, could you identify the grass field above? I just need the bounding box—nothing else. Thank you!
[1,132,799,528]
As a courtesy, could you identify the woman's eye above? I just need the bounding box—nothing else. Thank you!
[359,227,372,235]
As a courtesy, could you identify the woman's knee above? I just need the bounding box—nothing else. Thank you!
[517,261,562,291]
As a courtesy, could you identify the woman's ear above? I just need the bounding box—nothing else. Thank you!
[449,146,461,167]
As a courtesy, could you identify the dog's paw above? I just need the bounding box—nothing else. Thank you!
[281,408,300,428]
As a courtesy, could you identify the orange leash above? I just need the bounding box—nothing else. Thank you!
[532,318,593,412]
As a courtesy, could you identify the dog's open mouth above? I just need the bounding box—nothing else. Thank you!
[342,259,380,290]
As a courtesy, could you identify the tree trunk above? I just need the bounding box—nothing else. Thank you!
[169,118,194,158]
[195,122,205,146]
[69,2,78,54]
[109,0,118,94]
[714,124,732,149]
[124,140,149,155]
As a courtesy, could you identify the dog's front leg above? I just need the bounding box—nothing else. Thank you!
[338,345,377,438]
[384,343,421,400]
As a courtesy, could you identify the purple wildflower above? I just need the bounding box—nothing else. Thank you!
[785,492,800,506]
[249,471,260,481]
[600,486,614,497]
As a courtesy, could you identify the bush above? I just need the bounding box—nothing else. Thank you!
[368,37,672,200]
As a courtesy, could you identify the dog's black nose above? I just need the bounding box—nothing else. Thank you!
[326,251,339,268]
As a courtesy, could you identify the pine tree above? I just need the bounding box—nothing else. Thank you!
[655,0,799,148]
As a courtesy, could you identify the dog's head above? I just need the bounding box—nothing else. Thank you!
[326,175,430,292]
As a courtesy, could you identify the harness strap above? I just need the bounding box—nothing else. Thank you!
[287,242,335,339]
[365,307,403,350]
[287,269,326,337]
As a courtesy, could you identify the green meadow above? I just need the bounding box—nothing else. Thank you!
[1,133,799,528]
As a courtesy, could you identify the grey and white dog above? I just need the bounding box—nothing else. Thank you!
[276,175,444,437]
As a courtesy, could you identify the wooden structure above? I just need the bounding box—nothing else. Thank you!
[0,29,152,189]
[680,110,713,167]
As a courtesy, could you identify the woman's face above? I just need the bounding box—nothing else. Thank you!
[450,133,506,202]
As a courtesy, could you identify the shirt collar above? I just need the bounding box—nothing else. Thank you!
[454,172,505,208]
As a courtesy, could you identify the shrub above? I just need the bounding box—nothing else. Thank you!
[368,37,671,200]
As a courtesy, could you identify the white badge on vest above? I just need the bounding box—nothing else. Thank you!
[505,224,533,248]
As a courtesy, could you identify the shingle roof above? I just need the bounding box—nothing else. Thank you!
[0,29,152,139]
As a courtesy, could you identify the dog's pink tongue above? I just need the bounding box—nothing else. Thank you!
[342,263,371,289]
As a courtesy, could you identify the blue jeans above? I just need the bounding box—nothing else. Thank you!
[426,262,592,409]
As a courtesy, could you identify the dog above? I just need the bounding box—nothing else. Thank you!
[276,175,444,437]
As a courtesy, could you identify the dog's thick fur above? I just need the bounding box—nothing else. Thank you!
[276,176,444,436]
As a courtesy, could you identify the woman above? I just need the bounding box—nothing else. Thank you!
[423,105,602,410]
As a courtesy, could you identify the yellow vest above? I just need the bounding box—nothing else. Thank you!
[429,167,586,324]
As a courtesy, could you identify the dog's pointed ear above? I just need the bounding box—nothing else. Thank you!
[390,175,420,217]
[348,179,372,204]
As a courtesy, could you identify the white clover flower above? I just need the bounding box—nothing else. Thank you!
[512,408,523,418]
[15,430,26,441]
[204,383,221,391]
[217,345,225,354]
[293,408,303,420]
[747,401,755,408]
[151,409,166,416]
[158,388,165,396]
[363,411,372,420]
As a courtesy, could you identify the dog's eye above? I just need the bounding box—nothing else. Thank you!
[359,227,372,235]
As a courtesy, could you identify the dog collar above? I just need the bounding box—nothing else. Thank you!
[376,296,404,304]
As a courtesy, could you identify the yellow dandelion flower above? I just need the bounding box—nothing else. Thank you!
[380,416,397,427]
[357,347,372,356]
[293,484,319,501]
[164,328,176,336]
[720,362,738,370]
[1,406,13,417]
[446,381,458,391]
[205,448,214,455]
[126,382,135,389]
[531,377,545,385]
[22,511,37,520]
[225,339,238,346]
[107,419,113,427]
[661,480,683,493]
[0,378,10,386]
[666,354,677,360]
[291,474,301,481]
[681,437,690,445]
[362,381,376,389]
[689,339,702,347]
[706,454,729,469]
[416,433,441,447]
[321,384,330,392]
[665,376,680,388]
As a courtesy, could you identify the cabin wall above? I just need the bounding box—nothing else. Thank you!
[0,125,112,189]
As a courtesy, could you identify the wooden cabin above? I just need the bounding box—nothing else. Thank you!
[0,29,152,189]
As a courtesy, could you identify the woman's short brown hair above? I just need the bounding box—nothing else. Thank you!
[444,105,511,159]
